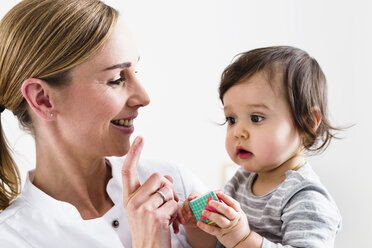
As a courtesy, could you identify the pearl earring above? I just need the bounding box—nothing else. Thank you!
[50,113,54,117]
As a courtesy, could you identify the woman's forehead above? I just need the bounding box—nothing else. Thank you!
[73,19,139,75]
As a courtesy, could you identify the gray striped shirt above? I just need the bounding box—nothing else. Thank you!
[217,163,341,248]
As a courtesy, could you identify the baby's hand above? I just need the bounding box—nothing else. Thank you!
[178,193,200,227]
[196,192,250,248]
[173,192,200,233]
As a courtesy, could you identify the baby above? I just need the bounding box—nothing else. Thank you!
[177,46,342,248]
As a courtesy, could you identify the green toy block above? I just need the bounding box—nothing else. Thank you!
[189,191,219,224]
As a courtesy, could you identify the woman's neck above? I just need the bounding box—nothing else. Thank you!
[32,142,114,220]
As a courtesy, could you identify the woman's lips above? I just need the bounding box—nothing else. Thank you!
[111,117,136,134]
[236,147,253,159]
[111,123,134,134]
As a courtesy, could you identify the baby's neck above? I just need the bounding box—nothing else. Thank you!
[252,155,306,196]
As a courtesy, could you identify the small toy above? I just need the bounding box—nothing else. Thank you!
[189,190,222,224]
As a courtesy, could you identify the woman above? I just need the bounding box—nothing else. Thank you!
[0,0,201,247]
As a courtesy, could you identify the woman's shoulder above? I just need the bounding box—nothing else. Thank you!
[0,196,27,224]
[0,196,33,247]
[0,222,31,248]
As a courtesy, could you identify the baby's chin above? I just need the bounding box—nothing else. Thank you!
[237,160,263,173]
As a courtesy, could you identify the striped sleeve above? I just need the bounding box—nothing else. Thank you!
[262,182,342,248]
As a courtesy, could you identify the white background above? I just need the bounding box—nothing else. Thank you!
[1,0,371,247]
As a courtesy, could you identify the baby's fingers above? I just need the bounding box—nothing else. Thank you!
[202,209,233,228]
[216,191,242,212]
[177,202,197,226]
[196,221,220,236]
[208,200,238,221]
[177,204,187,224]
[172,218,180,234]
[187,192,200,201]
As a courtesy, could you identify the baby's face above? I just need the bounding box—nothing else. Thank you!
[223,71,302,174]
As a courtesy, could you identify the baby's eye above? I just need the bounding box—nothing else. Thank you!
[251,115,264,123]
[107,77,126,85]
[225,117,236,126]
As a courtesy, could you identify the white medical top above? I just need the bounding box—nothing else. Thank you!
[0,157,205,247]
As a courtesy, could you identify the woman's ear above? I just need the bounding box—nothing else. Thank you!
[21,78,55,120]
[307,106,322,132]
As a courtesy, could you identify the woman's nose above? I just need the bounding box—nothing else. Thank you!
[127,78,150,108]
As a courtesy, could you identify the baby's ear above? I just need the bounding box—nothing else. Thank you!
[306,106,322,132]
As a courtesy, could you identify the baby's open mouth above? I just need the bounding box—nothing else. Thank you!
[236,146,253,158]
[238,148,250,154]
[111,119,133,127]
[236,147,253,159]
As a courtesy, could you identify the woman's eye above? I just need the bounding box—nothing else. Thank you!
[108,77,126,85]
[251,115,264,123]
[225,117,236,126]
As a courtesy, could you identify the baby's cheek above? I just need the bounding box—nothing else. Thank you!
[225,135,237,161]
[255,135,281,161]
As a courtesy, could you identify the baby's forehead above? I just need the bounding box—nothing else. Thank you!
[238,67,287,94]
[225,72,287,103]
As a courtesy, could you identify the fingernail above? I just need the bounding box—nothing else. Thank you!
[133,136,143,146]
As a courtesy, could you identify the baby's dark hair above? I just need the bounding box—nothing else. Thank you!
[219,46,339,154]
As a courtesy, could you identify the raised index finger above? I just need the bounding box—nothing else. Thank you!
[122,136,144,206]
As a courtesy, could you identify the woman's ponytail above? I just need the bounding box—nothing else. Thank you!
[0,114,21,211]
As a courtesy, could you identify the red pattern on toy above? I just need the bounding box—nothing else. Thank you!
[200,190,224,221]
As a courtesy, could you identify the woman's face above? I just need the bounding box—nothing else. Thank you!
[52,19,149,158]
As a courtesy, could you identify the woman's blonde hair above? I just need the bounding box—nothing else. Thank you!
[0,0,118,211]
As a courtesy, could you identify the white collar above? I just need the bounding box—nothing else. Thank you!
[21,158,123,222]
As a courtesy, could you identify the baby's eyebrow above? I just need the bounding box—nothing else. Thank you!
[224,104,270,111]
[223,106,231,112]
[246,103,270,110]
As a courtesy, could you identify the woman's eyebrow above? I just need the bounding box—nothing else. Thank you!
[104,62,132,71]
[103,57,140,71]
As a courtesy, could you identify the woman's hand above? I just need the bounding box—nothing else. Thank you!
[196,192,251,248]
[122,137,179,248]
